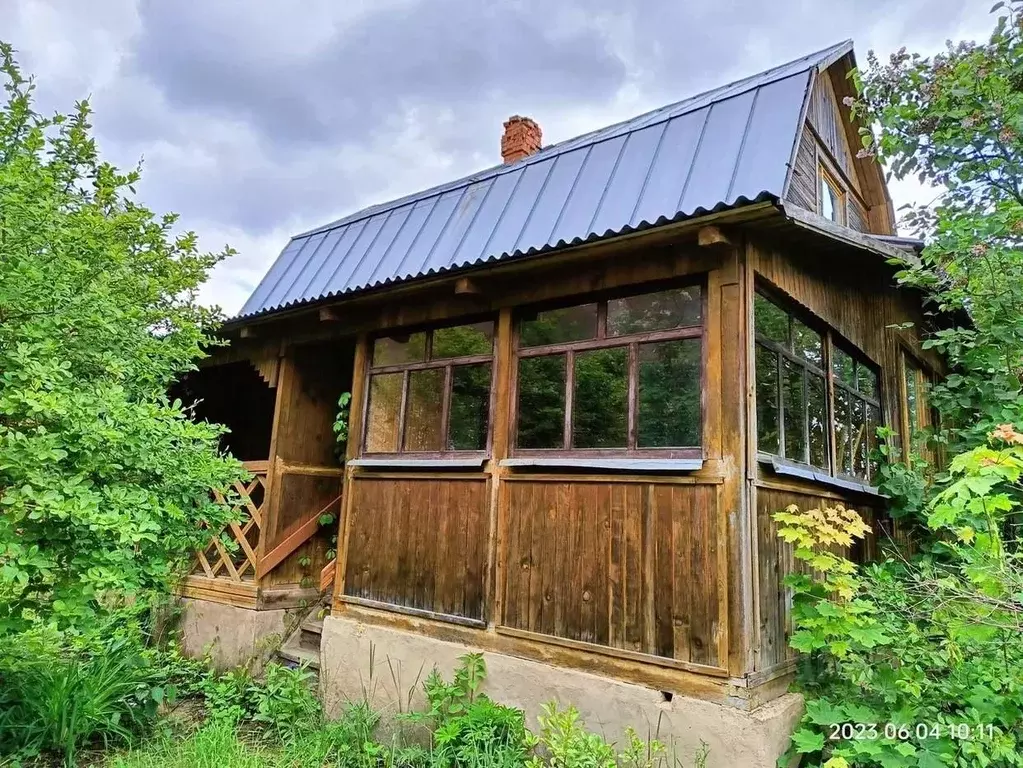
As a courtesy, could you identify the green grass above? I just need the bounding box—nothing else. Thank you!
[106,723,269,768]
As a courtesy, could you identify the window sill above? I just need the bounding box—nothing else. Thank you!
[350,456,487,470]
[758,455,886,497]
[501,458,704,472]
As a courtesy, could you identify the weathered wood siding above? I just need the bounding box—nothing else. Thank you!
[789,126,818,213]
[755,486,881,669]
[343,475,490,622]
[500,479,723,669]
[807,76,854,183]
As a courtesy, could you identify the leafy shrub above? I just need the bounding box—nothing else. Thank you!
[0,627,164,764]
[775,439,1023,767]
[405,653,535,767]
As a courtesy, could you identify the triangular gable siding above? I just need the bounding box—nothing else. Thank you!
[786,66,882,235]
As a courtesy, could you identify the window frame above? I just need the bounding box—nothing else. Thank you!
[818,163,847,225]
[510,280,706,459]
[753,286,883,485]
[361,318,496,459]
[899,349,938,466]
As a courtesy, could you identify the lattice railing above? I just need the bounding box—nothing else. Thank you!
[193,460,267,583]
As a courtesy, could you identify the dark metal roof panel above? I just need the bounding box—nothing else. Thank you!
[239,40,851,318]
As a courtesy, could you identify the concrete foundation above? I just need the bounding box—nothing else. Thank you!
[320,615,803,768]
[178,597,295,671]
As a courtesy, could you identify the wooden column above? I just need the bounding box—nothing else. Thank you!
[486,307,515,628]
[717,242,754,677]
[333,333,370,609]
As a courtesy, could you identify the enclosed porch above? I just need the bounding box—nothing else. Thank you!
[175,340,352,611]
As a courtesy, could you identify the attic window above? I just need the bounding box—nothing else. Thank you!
[819,166,845,224]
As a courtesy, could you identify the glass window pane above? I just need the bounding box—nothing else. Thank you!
[857,363,878,399]
[821,176,841,222]
[851,397,870,479]
[867,404,882,480]
[754,294,789,345]
[448,364,491,451]
[808,373,829,471]
[373,332,426,366]
[638,339,701,447]
[755,345,780,455]
[519,304,598,347]
[782,359,807,462]
[905,364,919,437]
[834,388,853,475]
[832,347,856,387]
[404,369,445,451]
[792,320,823,367]
[516,356,567,449]
[573,347,628,448]
[607,286,702,337]
[433,322,494,360]
[365,373,403,452]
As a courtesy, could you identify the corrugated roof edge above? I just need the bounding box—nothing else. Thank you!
[295,40,854,241]
[229,191,780,322]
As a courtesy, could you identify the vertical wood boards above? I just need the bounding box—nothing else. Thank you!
[807,75,854,184]
[789,126,819,214]
[499,479,723,670]
[754,485,880,670]
[342,475,490,622]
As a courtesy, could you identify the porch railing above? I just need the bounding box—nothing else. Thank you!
[193,460,268,582]
[185,459,342,608]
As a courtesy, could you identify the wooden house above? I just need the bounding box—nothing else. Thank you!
[177,40,939,759]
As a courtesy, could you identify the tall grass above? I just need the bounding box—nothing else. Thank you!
[0,617,164,765]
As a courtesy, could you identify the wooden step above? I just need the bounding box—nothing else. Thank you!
[298,619,323,652]
[278,646,320,670]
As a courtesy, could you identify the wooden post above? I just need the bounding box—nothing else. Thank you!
[716,241,754,678]
[486,308,514,629]
[333,334,370,609]
[257,348,291,576]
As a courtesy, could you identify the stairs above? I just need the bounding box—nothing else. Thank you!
[277,607,326,672]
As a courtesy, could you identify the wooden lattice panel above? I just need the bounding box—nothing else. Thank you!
[194,469,266,583]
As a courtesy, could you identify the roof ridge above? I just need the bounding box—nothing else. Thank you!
[295,39,852,240]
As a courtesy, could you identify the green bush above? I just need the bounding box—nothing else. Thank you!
[0,626,164,764]
[775,440,1023,767]
[403,654,535,767]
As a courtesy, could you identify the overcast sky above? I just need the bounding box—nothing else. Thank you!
[3,0,994,314]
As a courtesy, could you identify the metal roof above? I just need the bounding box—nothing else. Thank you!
[239,40,853,319]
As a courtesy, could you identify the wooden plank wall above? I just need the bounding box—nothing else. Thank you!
[755,486,880,670]
[332,241,748,688]
[500,479,722,669]
[807,76,853,182]
[788,68,888,236]
[789,126,818,213]
[343,476,490,623]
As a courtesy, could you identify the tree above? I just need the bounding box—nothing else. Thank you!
[778,6,1023,765]
[0,44,244,634]
[853,0,1023,450]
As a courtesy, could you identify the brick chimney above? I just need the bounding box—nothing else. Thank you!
[501,115,542,163]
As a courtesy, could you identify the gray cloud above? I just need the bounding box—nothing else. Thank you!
[3,0,997,312]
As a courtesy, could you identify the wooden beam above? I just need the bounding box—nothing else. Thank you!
[319,307,340,322]
[454,277,482,295]
[697,225,733,249]
[239,327,257,339]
